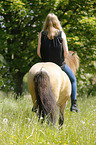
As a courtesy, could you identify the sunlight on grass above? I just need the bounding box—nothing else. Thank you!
[0,92,96,145]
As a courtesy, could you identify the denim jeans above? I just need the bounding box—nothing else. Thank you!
[61,64,77,100]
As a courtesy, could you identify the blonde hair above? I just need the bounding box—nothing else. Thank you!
[42,13,64,39]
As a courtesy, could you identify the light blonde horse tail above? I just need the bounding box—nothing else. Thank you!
[34,70,58,124]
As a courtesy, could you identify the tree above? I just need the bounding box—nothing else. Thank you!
[0,0,96,96]
[0,0,56,95]
[55,0,96,96]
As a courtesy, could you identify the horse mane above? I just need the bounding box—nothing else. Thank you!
[65,51,79,75]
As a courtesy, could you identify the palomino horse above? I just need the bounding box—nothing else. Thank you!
[28,51,79,125]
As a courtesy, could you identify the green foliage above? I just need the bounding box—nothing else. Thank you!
[0,0,56,94]
[0,0,96,96]
[0,94,96,144]
[54,0,96,97]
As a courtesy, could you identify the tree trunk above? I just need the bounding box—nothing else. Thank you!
[13,71,24,97]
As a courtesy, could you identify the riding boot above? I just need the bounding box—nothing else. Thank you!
[70,100,81,112]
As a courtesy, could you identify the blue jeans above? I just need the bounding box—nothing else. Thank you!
[61,64,77,100]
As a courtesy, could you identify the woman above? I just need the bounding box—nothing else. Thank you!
[37,13,80,112]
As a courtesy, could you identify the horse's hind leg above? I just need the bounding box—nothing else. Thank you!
[59,112,64,126]
[32,106,37,112]
[59,102,67,126]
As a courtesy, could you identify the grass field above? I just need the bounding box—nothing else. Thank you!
[0,91,96,145]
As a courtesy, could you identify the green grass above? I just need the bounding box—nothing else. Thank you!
[0,92,96,145]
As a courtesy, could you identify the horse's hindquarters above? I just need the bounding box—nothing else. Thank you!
[28,62,71,125]
[58,71,71,106]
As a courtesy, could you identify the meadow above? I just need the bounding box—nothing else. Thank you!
[0,90,96,145]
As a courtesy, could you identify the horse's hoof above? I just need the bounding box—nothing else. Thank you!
[32,106,37,112]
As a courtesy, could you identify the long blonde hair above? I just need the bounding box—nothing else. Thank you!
[42,13,64,39]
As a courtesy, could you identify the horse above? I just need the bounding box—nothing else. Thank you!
[27,51,79,125]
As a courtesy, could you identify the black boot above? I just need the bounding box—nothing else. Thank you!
[70,100,81,112]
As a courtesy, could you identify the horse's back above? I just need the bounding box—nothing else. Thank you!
[28,62,61,76]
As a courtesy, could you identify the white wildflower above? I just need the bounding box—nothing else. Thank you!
[3,118,8,124]
[81,121,85,124]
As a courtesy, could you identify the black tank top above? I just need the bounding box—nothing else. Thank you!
[40,30,65,66]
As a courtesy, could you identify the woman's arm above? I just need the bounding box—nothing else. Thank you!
[62,31,68,58]
[37,32,41,58]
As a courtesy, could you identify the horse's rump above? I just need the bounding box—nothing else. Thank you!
[28,62,71,124]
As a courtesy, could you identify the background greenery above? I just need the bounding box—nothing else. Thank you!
[0,1,96,144]
[0,0,96,96]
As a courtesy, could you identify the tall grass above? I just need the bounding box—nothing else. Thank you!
[0,92,96,145]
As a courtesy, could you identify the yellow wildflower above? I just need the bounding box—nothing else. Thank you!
[11,135,14,138]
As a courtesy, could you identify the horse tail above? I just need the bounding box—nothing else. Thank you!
[34,69,58,124]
